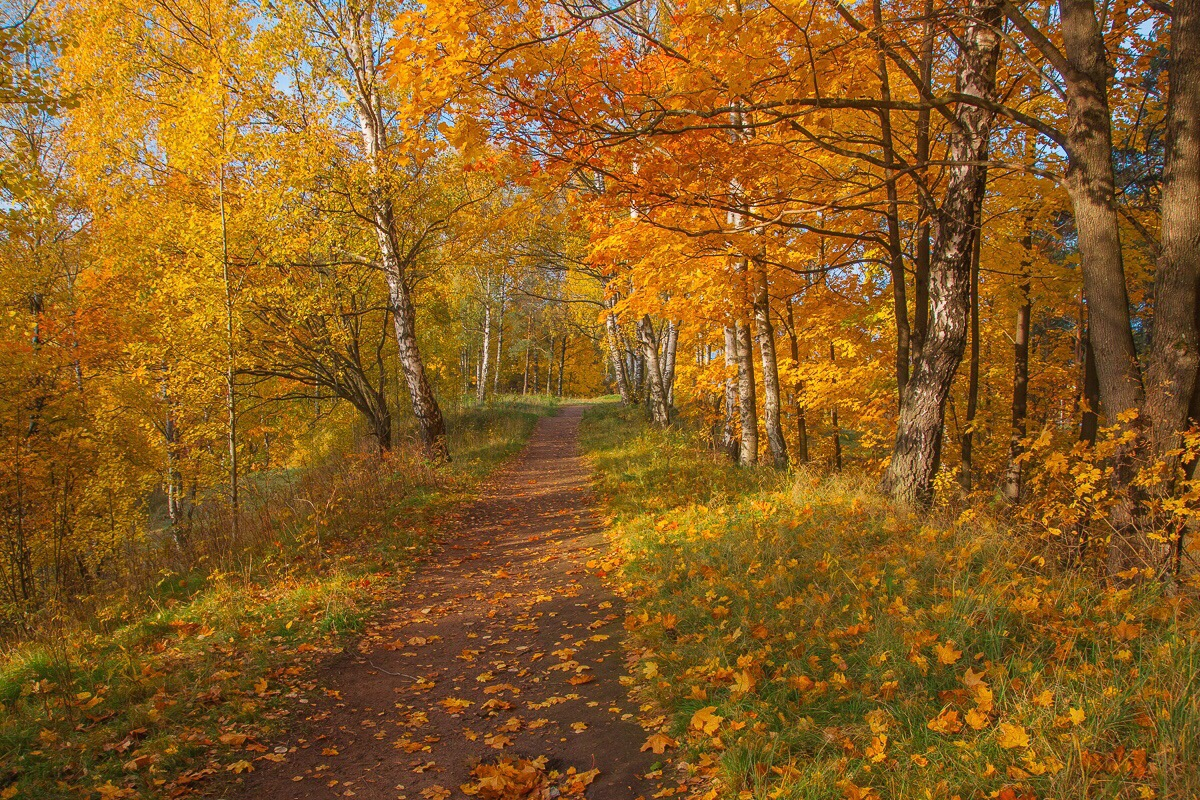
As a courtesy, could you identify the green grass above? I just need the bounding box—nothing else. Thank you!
[0,400,553,800]
[581,403,1200,800]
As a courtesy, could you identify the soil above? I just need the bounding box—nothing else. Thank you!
[218,405,662,800]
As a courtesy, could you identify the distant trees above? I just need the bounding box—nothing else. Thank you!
[388,0,1200,571]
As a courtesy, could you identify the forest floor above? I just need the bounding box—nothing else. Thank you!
[220,405,664,800]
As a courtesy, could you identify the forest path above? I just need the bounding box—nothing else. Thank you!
[222,405,660,800]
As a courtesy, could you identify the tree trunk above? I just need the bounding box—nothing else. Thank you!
[637,316,671,425]
[753,268,788,468]
[874,0,911,403]
[557,334,567,397]
[882,0,1000,505]
[960,167,986,492]
[1080,313,1100,445]
[218,144,239,542]
[346,13,447,461]
[830,341,842,472]
[661,320,679,408]
[477,300,491,404]
[785,299,809,464]
[493,292,506,393]
[520,333,530,395]
[736,318,758,466]
[723,325,740,462]
[1144,0,1200,477]
[1057,1,1144,422]
[1003,213,1034,503]
[911,0,936,367]
[604,308,633,404]
[532,346,539,397]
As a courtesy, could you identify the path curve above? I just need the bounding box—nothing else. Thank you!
[221,406,658,800]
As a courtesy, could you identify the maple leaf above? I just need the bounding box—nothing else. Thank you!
[421,786,451,800]
[961,668,987,688]
[864,734,887,762]
[926,708,962,734]
[973,684,995,713]
[690,706,723,735]
[641,732,677,754]
[1112,621,1141,641]
[94,783,136,800]
[933,641,962,665]
[485,733,513,749]
[996,722,1030,749]
[225,760,254,774]
[788,675,815,691]
[965,708,990,730]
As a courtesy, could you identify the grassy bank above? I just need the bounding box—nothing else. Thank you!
[581,404,1199,800]
[0,398,554,800]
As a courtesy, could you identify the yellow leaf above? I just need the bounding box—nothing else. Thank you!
[1068,707,1086,726]
[690,706,723,735]
[641,732,677,754]
[226,760,254,774]
[732,669,755,695]
[864,734,887,762]
[926,708,962,734]
[1113,621,1142,641]
[1032,690,1054,708]
[996,722,1030,749]
[961,668,987,688]
[933,641,962,665]
[973,684,995,713]
[965,708,990,730]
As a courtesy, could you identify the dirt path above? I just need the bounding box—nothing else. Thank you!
[222,406,661,800]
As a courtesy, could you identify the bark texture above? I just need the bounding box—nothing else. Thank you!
[882,0,1001,505]
[735,318,758,466]
[753,269,788,468]
[637,315,671,426]
[344,8,447,460]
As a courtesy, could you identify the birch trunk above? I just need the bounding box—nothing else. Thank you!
[723,326,740,462]
[736,318,758,466]
[557,335,567,397]
[637,316,671,425]
[661,320,679,408]
[753,268,788,468]
[882,0,1001,505]
[493,292,505,393]
[477,300,491,404]
[605,312,633,404]
[345,8,447,460]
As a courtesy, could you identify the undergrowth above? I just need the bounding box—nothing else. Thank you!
[0,397,553,799]
[581,404,1200,800]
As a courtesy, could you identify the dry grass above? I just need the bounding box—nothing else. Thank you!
[582,404,1200,800]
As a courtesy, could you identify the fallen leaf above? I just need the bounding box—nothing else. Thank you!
[996,722,1030,749]
[640,732,676,754]
[690,706,723,735]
